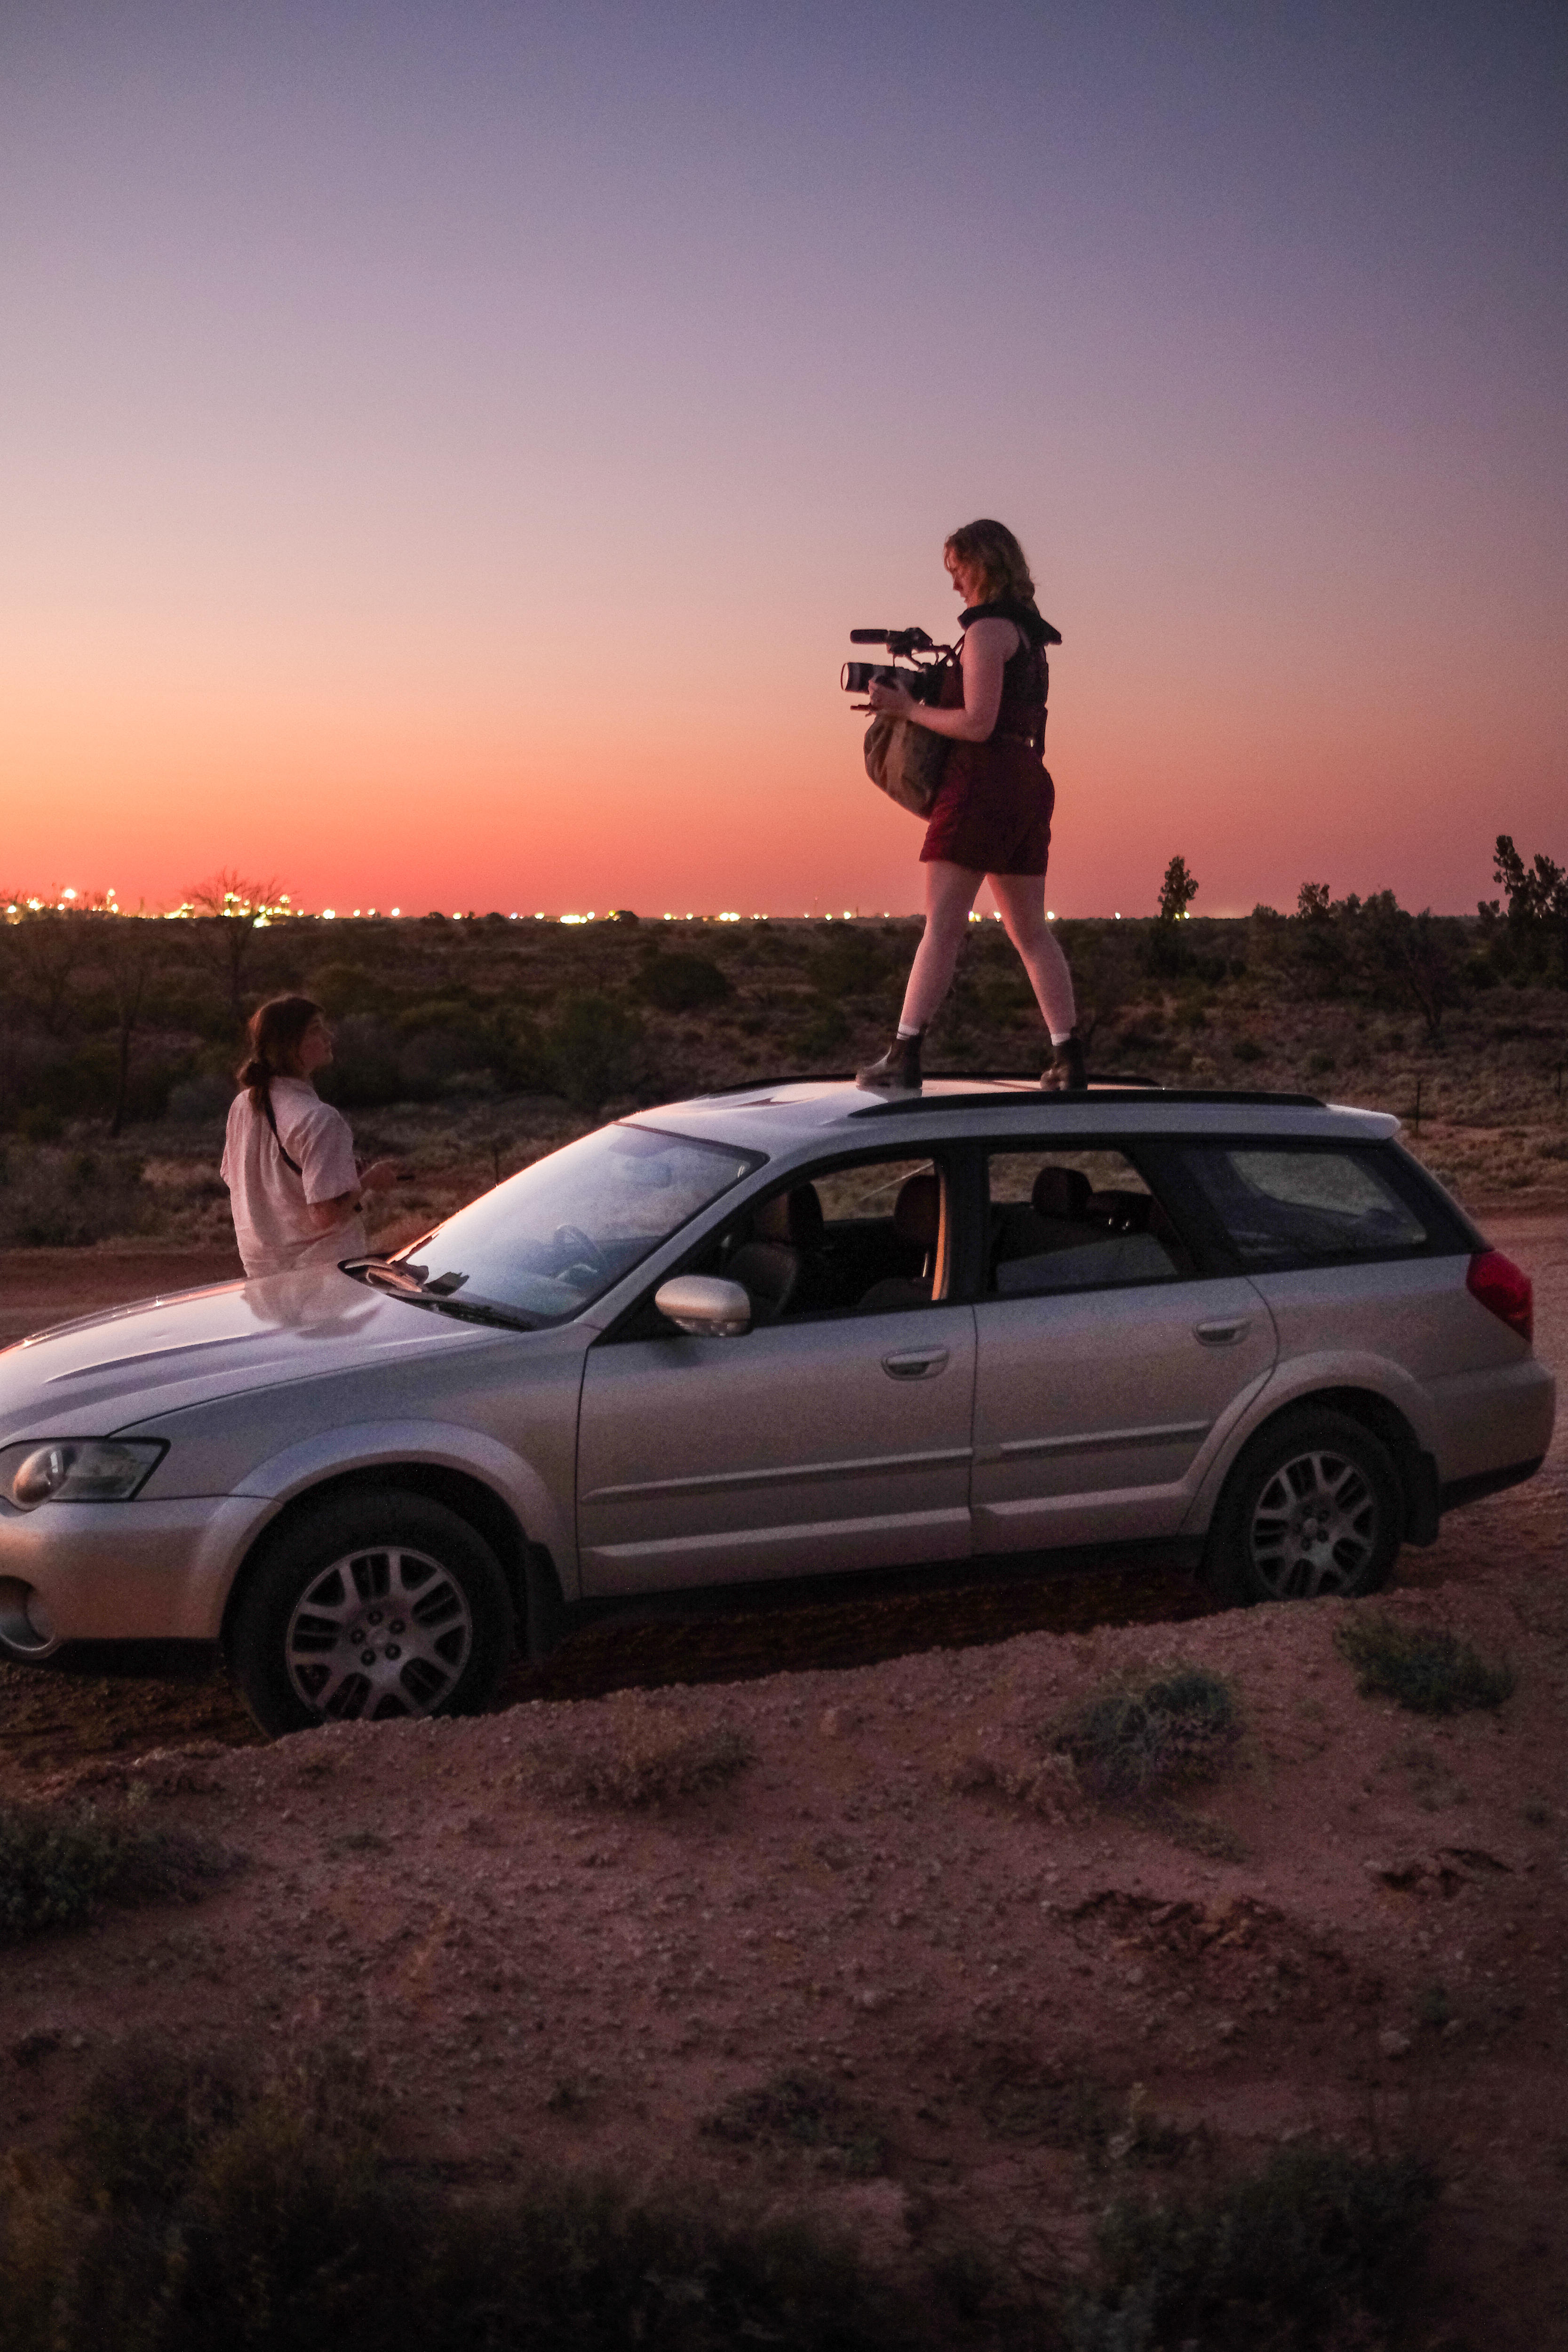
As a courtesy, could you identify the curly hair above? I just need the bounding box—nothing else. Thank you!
[944,518,1035,606]
[236,995,322,1111]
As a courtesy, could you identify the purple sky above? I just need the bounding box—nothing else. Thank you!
[2,2,1563,916]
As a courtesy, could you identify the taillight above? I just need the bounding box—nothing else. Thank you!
[1466,1250,1533,1344]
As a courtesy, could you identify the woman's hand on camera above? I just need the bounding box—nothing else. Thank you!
[862,676,919,721]
[360,1158,399,1194]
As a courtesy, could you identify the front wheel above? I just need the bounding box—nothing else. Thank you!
[229,1491,514,1737]
[1202,1409,1403,1606]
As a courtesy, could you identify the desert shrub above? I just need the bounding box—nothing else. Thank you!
[0,2046,958,2352]
[166,1071,236,1123]
[523,1719,754,1811]
[1335,1613,1515,1714]
[0,1145,150,1246]
[807,931,891,999]
[1069,2142,1438,2351]
[1051,1668,1239,1803]
[305,961,390,1017]
[705,2071,885,2176]
[545,995,645,1110]
[0,1803,239,1940]
[635,954,732,1013]
[1230,1035,1264,1065]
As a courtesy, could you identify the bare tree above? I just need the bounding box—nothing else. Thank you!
[185,870,289,1028]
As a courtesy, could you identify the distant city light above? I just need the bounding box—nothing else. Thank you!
[390,906,401,917]
[323,908,336,920]
[718,911,740,922]
[1046,910,1056,921]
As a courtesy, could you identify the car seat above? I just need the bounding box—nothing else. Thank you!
[990,1164,1099,1285]
[746,1183,830,1311]
[723,1239,801,1326]
[856,1171,940,1311]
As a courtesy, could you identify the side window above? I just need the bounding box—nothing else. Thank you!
[985,1148,1195,1298]
[1172,1145,1432,1271]
[642,1154,948,1330]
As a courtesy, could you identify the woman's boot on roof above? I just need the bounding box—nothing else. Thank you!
[1040,1030,1086,1092]
[856,1028,924,1093]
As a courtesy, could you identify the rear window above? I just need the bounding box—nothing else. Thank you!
[1171,1145,1435,1271]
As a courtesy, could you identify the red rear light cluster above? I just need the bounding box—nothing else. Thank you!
[1466,1250,1533,1344]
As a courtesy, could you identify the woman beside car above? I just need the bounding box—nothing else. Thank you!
[222,995,397,1276]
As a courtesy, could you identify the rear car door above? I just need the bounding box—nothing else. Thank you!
[576,1152,977,1594]
[969,1144,1278,1552]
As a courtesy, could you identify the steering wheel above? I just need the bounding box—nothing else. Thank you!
[552,1223,609,1284]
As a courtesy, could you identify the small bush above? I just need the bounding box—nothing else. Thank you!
[545,994,645,1110]
[1231,1035,1264,1065]
[1070,2142,1438,2350]
[523,1720,754,1810]
[1336,1613,1515,1714]
[1052,1667,1239,1803]
[0,1144,151,1245]
[705,2071,886,2176]
[0,1803,239,1940]
[635,953,733,1013]
[0,2046,955,2352]
[166,1072,235,1123]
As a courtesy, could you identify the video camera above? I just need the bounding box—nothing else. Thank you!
[840,626,955,706]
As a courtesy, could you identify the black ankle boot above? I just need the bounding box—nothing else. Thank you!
[1040,1031,1087,1092]
[856,1031,923,1092]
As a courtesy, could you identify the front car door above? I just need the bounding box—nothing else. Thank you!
[969,1142,1278,1552]
[576,1152,977,1594]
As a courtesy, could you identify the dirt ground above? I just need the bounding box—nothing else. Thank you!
[0,1210,1563,2345]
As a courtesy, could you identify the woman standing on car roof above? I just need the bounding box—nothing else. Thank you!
[856,518,1083,1095]
[222,996,398,1277]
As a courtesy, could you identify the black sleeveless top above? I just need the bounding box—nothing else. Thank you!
[955,597,1058,752]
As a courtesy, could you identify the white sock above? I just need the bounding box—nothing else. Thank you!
[896,1025,921,1040]
[1049,1029,1074,1047]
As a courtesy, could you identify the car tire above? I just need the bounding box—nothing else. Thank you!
[1202,1408,1404,1606]
[229,1491,515,1737]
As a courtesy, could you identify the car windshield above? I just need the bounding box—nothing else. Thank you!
[381,1123,761,1324]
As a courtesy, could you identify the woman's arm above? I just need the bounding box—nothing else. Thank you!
[863,618,1016,740]
[304,1159,398,1232]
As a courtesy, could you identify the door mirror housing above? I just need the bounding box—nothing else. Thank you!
[654,1274,752,1338]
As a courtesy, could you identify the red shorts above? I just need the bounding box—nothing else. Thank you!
[921,741,1054,876]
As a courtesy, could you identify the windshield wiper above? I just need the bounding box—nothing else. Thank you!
[343,1260,540,1331]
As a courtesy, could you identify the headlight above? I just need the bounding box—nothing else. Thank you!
[0,1439,166,1510]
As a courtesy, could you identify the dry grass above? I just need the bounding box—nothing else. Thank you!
[0,2042,996,2352]
[518,1716,756,1811]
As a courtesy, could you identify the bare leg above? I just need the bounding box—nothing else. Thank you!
[898,861,984,1032]
[987,871,1076,1038]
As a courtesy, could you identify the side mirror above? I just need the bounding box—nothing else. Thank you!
[653,1274,752,1338]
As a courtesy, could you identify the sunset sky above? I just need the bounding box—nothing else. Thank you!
[3,3,1564,919]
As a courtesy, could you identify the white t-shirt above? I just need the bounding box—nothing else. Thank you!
[221,1076,366,1277]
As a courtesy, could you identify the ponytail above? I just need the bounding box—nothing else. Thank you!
[237,996,323,1112]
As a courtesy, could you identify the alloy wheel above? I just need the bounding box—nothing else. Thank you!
[284,1544,474,1721]
[1247,1446,1381,1599]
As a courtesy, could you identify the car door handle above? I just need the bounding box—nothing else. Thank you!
[881,1346,949,1380]
[1194,1317,1250,1347]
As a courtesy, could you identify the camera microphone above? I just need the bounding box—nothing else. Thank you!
[848,629,892,644]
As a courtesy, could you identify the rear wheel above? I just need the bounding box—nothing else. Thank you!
[229,1491,514,1736]
[1202,1409,1403,1606]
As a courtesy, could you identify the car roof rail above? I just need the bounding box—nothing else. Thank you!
[849,1083,1328,1117]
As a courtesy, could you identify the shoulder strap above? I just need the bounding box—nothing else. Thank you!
[260,1085,303,1177]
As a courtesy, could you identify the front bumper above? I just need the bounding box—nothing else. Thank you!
[0,1494,273,1644]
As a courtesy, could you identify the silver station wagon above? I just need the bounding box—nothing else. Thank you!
[0,1079,1553,1734]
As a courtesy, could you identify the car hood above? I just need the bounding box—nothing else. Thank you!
[0,1264,489,1439]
